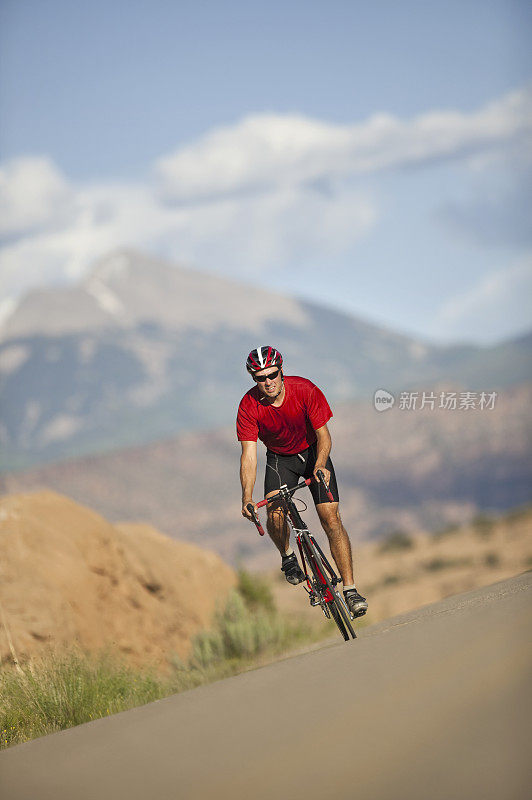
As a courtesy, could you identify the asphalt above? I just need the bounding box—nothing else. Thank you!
[1,573,531,800]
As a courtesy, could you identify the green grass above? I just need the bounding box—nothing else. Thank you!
[0,571,320,750]
[0,650,183,749]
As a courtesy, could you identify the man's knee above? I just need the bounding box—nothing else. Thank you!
[317,502,341,527]
[267,502,286,531]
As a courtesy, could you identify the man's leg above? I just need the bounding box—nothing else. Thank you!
[315,502,354,586]
[266,494,305,585]
[265,494,290,555]
[264,452,305,585]
[316,502,368,617]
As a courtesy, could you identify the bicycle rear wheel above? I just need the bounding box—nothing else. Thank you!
[301,532,356,640]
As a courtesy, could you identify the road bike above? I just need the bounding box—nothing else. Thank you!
[247,471,356,641]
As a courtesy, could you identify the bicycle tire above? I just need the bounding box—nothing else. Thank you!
[300,537,331,615]
[302,533,356,640]
[329,600,349,641]
[303,538,352,641]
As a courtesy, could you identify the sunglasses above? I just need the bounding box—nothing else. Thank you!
[253,369,281,382]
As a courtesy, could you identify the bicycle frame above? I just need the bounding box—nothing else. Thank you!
[297,531,338,608]
[248,477,356,639]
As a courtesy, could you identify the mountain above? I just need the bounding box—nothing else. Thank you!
[1,249,530,470]
[0,250,309,340]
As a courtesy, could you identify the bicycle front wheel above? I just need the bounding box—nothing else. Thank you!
[329,600,350,641]
[301,533,356,641]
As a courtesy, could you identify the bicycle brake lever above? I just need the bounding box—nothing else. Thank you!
[316,469,334,502]
[246,503,265,536]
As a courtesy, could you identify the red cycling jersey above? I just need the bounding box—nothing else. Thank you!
[236,375,333,455]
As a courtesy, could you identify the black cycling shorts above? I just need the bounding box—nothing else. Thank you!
[264,442,339,505]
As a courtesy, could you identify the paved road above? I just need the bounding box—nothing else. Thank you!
[1,574,531,800]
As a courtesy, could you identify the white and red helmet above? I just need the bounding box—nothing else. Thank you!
[246,345,283,374]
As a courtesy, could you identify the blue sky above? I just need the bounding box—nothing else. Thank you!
[1,0,531,344]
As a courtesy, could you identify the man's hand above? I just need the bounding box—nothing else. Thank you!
[242,499,258,520]
[313,466,331,487]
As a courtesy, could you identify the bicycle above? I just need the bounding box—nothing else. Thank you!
[246,470,356,641]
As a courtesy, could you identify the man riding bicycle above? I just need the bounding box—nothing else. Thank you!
[237,345,368,618]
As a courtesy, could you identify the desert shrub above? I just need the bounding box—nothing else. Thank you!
[379,530,414,553]
[381,573,401,586]
[423,556,473,572]
[236,568,275,613]
[471,514,495,537]
[433,523,461,540]
[484,552,500,568]
[504,505,532,522]
[191,591,312,668]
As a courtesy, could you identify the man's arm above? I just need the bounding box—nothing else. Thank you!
[313,423,332,485]
[240,440,258,518]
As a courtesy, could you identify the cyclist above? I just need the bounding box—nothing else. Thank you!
[237,345,368,618]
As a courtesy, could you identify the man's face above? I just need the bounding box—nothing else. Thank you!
[253,366,283,398]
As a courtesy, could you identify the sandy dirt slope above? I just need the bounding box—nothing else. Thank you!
[0,491,235,668]
[1,574,530,800]
[270,506,532,624]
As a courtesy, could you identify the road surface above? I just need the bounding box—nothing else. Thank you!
[1,573,531,800]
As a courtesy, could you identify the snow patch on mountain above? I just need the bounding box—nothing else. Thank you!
[85,277,125,316]
[90,252,131,283]
[0,297,19,331]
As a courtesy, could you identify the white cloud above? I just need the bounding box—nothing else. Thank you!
[156,86,532,203]
[435,256,532,342]
[0,171,375,298]
[0,183,168,297]
[156,186,376,270]
[0,86,531,307]
[0,157,75,239]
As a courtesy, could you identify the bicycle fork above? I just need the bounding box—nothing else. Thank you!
[296,531,355,620]
[296,532,335,608]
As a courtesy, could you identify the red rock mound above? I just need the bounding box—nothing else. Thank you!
[0,491,235,669]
